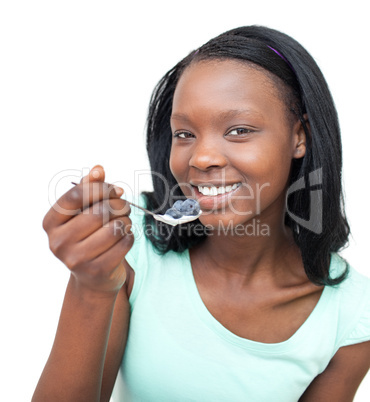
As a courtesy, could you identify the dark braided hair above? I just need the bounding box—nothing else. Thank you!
[142,25,350,286]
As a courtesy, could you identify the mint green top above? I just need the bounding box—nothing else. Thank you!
[112,201,370,402]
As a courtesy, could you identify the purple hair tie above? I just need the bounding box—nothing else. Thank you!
[267,45,295,73]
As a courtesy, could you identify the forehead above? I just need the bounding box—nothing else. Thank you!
[172,59,286,116]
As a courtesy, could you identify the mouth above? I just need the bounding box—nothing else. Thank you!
[196,183,241,196]
[191,182,242,210]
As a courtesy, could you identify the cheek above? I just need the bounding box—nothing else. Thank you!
[233,140,293,191]
[169,146,186,181]
[169,146,197,197]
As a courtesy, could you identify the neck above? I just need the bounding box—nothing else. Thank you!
[192,212,303,288]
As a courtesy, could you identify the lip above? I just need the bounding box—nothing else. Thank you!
[192,184,242,210]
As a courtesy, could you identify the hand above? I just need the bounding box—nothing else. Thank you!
[43,165,133,295]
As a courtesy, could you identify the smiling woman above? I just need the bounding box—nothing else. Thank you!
[170,61,299,226]
[32,25,370,402]
[144,27,348,288]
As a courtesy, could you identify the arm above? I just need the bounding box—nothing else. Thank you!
[32,166,133,402]
[32,275,128,402]
[299,341,370,402]
[100,260,134,402]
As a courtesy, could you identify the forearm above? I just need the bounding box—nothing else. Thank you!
[32,275,118,402]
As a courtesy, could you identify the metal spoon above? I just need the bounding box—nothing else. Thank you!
[71,182,202,226]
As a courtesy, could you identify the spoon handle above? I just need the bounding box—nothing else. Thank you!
[126,200,157,217]
[71,182,156,216]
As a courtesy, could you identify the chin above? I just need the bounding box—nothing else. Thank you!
[199,212,250,229]
[200,214,271,238]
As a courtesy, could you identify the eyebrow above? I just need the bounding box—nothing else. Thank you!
[170,109,264,122]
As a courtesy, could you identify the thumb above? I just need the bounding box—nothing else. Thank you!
[80,165,105,184]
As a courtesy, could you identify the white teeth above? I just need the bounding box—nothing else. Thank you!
[197,183,241,196]
[202,187,210,196]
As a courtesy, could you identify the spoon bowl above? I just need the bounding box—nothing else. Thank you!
[127,199,202,226]
[152,211,202,226]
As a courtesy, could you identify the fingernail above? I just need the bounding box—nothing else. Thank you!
[113,185,123,196]
[91,169,100,179]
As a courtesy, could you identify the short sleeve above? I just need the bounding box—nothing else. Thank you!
[340,290,370,347]
[123,193,152,307]
[336,267,370,348]
[124,194,146,269]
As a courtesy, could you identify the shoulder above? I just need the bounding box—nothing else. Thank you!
[327,254,370,349]
[124,193,161,276]
[298,255,370,401]
[299,340,370,401]
[122,193,148,300]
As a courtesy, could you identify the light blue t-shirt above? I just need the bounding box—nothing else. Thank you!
[112,202,370,402]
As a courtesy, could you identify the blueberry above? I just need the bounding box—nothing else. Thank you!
[179,199,200,216]
[173,200,184,211]
[165,208,183,219]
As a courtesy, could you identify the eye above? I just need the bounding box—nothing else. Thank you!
[173,131,195,139]
[226,127,254,136]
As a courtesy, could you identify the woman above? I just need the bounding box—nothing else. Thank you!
[33,26,370,401]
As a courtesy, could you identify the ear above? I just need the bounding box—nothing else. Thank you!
[292,113,309,159]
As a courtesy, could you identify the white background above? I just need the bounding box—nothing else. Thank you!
[1,1,369,401]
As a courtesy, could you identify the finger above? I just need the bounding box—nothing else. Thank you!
[73,216,132,262]
[68,233,134,284]
[88,234,135,279]
[80,165,106,184]
[47,214,131,266]
[43,181,124,231]
[60,198,131,243]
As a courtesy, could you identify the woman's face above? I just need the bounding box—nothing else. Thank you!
[169,59,305,229]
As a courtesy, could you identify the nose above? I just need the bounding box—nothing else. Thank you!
[189,138,228,171]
